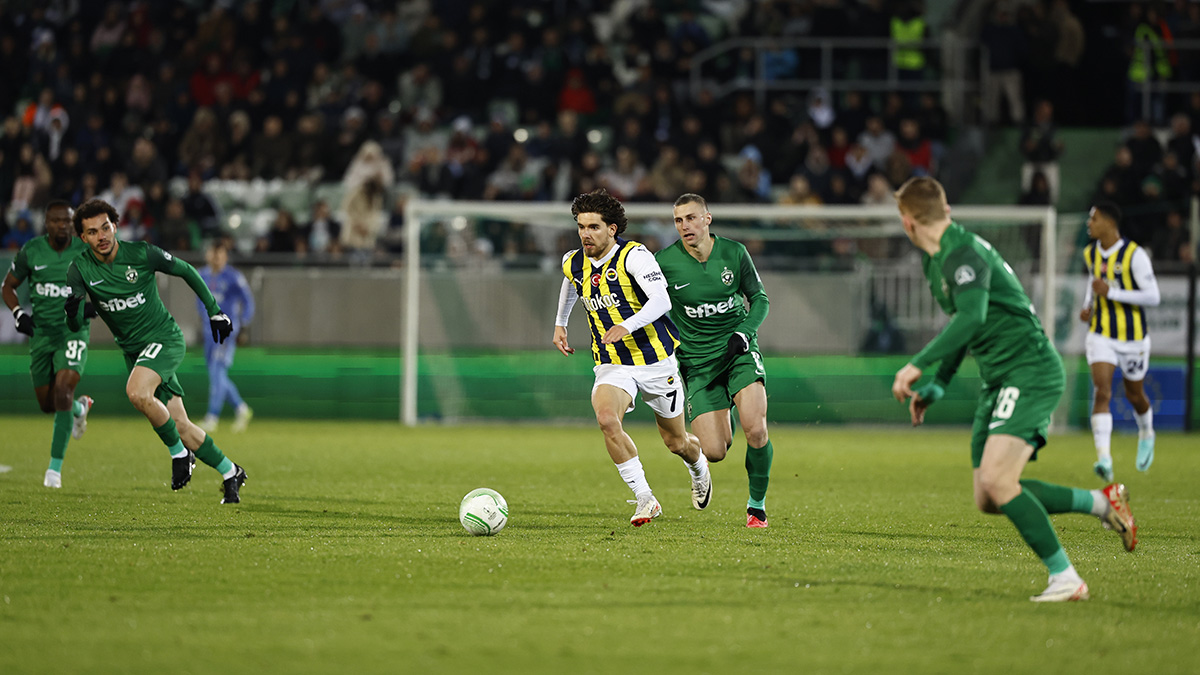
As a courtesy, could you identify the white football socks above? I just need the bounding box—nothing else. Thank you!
[1091,412,1113,461]
[616,456,652,499]
[1134,408,1154,440]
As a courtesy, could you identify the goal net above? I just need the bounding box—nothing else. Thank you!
[401,200,1064,427]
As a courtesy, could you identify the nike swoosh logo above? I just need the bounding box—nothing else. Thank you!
[988,420,1005,429]
[89,279,104,286]
[673,283,690,290]
[34,264,48,270]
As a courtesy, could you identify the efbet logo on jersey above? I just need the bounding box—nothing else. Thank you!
[99,292,147,313]
[125,267,139,283]
[683,296,739,318]
[583,292,622,312]
[34,283,72,298]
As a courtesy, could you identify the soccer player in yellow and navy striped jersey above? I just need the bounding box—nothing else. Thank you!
[554,188,710,526]
[1080,202,1161,481]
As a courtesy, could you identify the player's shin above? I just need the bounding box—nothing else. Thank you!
[50,410,72,471]
[153,418,188,457]
[1091,413,1113,461]
[998,488,1072,574]
[745,440,773,508]
[194,435,237,478]
[1019,479,1098,515]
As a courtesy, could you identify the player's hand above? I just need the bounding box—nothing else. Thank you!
[725,331,750,359]
[63,294,81,321]
[601,324,629,345]
[210,312,233,344]
[83,301,98,319]
[12,307,34,336]
[553,325,574,356]
[892,363,923,403]
[1091,278,1109,298]
[1079,307,1092,323]
[909,383,944,427]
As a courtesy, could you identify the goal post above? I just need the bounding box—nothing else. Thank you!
[401,200,1058,427]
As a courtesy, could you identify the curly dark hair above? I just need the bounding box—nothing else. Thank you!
[72,198,121,236]
[570,187,627,235]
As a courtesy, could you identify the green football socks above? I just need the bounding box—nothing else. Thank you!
[153,419,187,458]
[746,440,773,507]
[50,410,72,469]
[195,435,232,474]
[999,488,1071,575]
[1019,479,1095,515]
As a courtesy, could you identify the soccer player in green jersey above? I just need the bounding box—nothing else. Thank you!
[656,193,774,528]
[64,199,248,504]
[2,200,95,488]
[890,177,1137,602]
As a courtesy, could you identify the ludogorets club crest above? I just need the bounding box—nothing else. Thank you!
[125,267,138,283]
[954,265,975,286]
[721,266,734,286]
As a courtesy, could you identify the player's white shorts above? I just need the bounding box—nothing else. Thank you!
[592,354,685,419]
[1085,332,1151,381]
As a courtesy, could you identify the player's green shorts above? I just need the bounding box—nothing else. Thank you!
[28,331,90,388]
[680,348,767,421]
[969,356,1066,468]
[122,334,187,404]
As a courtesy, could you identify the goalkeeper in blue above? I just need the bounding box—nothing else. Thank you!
[890,177,1137,602]
[196,240,255,433]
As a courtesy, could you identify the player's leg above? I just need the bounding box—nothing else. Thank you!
[200,346,222,432]
[690,410,733,462]
[975,434,1088,602]
[733,381,771,528]
[166,395,246,503]
[219,341,253,432]
[1119,339,1155,471]
[43,369,83,487]
[1086,333,1118,480]
[592,377,657,524]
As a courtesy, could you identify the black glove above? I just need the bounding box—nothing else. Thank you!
[63,294,81,322]
[210,312,233,344]
[12,307,34,336]
[725,331,750,359]
[83,301,98,319]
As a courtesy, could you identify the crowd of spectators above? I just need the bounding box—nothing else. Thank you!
[0,0,949,264]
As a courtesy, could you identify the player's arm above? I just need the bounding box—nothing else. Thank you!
[64,261,86,332]
[1080,275,1094,323]
[148,245,232,342]
[727,248,770,355]
[602,246,670,344]
[553,276,578,356]
[3,251,36,335]
[235,270,256,326]
[1101,247,1161,307]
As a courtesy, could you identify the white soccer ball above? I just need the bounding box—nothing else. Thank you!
[459,488,508,536]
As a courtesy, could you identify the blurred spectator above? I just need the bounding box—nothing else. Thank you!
[1166,113,1196,178]
[980,3,1025,125]
[252,115,292,180]
[340,140,394,262]
[1152,210,1193,264]
[861,172,895,205]
[220,111,253,180]
[1125,4,1173,124]
[32,108,70,164]
[178,107,225,176]
[557,68,596,116]
[858,116,895,171]
[99,170,144,224]
[304,199,343,256]
[1047,0,1085,121]
[891,1,930,83]
[181,170,222,239]
[807,89,836,131]
[3,212,36,250]
[1020,100,1064,203]
[897,119,934,176]
[290,113,328,182]
[127,137,168,189]
[484,144,543,201]
[157,197,199,251]
[90,3,127,60]
[735,145,772,202]
[779,175,822,206]
[597,146,645,201]
[646,145,688,202]
[828,127,851,171]
[1020,171,1053,205]
[260,209,304,254]
[1125,119,1164,177]
[397,62,443,113]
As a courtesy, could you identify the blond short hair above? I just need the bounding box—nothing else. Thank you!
[894,177,948,225]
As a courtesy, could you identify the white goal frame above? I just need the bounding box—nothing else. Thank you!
[402,201,1056,426]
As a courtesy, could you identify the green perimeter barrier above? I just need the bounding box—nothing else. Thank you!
[1,345,1195,428]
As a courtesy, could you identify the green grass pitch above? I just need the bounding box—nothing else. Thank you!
[1,417,1197,675]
